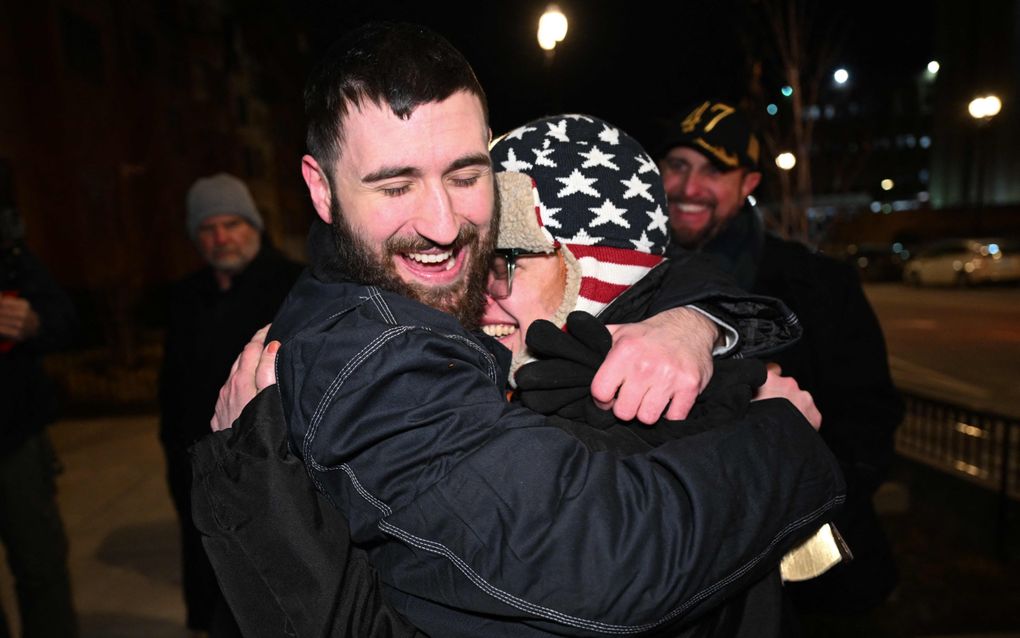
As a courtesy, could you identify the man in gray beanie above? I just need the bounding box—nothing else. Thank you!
[159,172,301,637]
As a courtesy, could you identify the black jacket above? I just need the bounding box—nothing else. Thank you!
[685,210,904,612]
[159,243,302,453]
[192,221,843,637]
[0,243,77,454]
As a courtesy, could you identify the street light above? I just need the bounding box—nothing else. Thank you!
[833,68,849,85]
[968,94,1002,120]
[775,152,796,170]
[927,60,940,75]
[968,94,1003,234]
[538,5,568,51]
[881,178,894,191]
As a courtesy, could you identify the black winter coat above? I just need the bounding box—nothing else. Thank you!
[0,244,76,454]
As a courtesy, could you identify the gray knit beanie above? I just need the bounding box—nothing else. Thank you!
[185,173,263,240]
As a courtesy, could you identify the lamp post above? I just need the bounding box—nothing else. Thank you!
[968,94,1002,234]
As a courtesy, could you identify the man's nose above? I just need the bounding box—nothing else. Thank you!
[415,183,460,245]
[682,172,703,199]
[213,226,231,244]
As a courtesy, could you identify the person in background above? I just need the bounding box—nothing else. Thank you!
[158,173,301,637]
[0,177,78,638]
[657,99,904,619]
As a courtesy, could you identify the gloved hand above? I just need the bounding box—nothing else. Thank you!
[515,312,617,428]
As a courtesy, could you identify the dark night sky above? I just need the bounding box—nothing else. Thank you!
[283,1,934,143]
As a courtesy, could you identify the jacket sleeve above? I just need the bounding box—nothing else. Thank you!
[639,251,801,359]
[282,325,845,636]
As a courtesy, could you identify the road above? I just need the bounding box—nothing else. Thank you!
[863,282,1020,417]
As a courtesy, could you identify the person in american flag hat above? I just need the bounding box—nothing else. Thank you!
[484,114,680,373]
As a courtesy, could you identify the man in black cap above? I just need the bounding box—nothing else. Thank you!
[658,100,904,617]
[159,173,301,636]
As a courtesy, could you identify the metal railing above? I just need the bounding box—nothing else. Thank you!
[895,391,1019,557]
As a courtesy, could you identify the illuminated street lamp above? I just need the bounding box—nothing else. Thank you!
[880,178,894,191]
[968,93,1003,234]
[927,60,940,75]
[968,94,1002,120]
[775,152,796,170]
[833,68,849,85]
[538,5,568,52]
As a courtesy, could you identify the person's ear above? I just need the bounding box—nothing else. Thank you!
[301,155,332,224]
[741,171,763,200]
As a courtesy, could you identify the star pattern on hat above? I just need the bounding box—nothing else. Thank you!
[556,169,601,198]
[546,120,570,143]
[646,205,669,235]
[589,199,630,229]
[565,228,604,246]
[500,148,533,172]
[504,125,536,141]
[631,231,656,253]
[579,146,619,170]
[565,114,595,122]
[532,146,557,168]
[536,193,562,229]
[620,174,654,203]
[598,125,620,146]
[635,155,658,175]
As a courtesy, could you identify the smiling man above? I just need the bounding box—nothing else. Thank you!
[194,25,845,637]
[657,100,903,618]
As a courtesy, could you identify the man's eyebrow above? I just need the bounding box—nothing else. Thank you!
[446,153,491,173]
[362,166,420,183]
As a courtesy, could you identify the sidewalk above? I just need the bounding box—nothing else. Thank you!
[0,414,188,637]
[0,414,1017,637]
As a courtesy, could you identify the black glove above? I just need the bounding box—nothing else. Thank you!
[515,312,617,428]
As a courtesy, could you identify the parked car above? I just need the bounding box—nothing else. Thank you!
[903,238,1020,286]
[843,243,908,282]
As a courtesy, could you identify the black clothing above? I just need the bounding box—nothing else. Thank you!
[678,208,905,613]
[159,244,303,453]
[192,220,842,637]
[192,387,426,638]
[265,221,842,636]
[0,243,78,638]
[159,243,301,632]
[0,246,76,452]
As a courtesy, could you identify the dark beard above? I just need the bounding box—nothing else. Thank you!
[328,195,496,330]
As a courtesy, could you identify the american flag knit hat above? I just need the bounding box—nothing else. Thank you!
[491,114,670,326]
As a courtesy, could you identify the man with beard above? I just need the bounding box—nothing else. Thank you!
[192,25,845,637]
[160,173,301,636]
[658,100,904,616]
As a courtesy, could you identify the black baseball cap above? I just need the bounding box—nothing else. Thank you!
[658,100,761,171]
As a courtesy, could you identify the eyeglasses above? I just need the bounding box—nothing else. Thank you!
[488,248,543,299]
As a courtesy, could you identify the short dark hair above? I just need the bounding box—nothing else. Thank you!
[304,22,489,176]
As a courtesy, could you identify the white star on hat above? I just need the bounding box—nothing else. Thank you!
[500,148,533,172]
[532,147,557,168]
[579,146,619,170]
[536,193,562,228]
[631,231,656,253]
[556,169,601,198]
[565,228,605,246]
[598,124,620,146]
[589,199,630,229]
[635,154,659,175]
[504,125,536,141]
[620,174,654,202]
[646,205,669,235]
[546,120,570,143]
[564,114,595,122]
